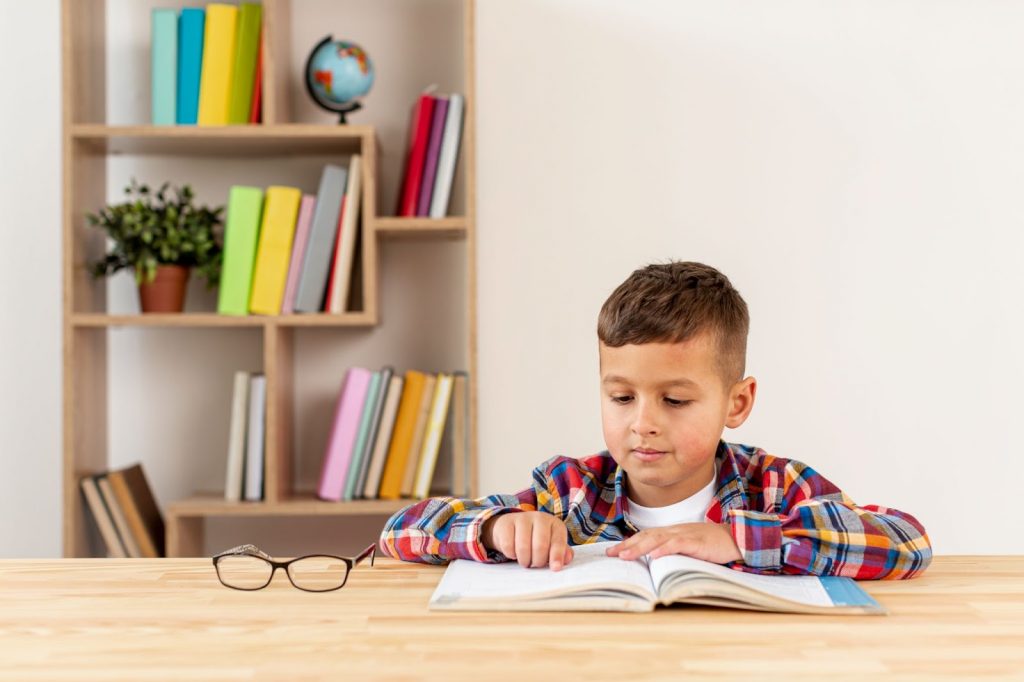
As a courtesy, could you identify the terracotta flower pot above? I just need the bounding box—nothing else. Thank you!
[138,265,190,313]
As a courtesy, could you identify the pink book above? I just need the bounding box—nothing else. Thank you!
[280,195,316,314]
[417,96,448,216]
[318,367,373,501]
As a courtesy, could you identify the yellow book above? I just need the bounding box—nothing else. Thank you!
[413,373,454,499]
[249,186,302,314]
[197,4,238,125]
[400,373,436,497]
[378,371,427,499]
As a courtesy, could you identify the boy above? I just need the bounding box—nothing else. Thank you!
[379,261,932,579]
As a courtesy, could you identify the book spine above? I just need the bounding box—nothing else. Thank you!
[317,368,373,501]
[327,155,362,313]
[413,373,455,499]
[294,165,347,313]
[450,372,469,497]
[343,370,383,500]
[80,475,127,558]
[227,3,262,125]
[176,8,205,125]
[280,195,316,314]
[400,374,437,497]
[354,366,394,496]
[429,94,465,218]
[377,371,426,499]
[363,375,404,498]
[108,468,159,558]
[197,3,238,126]
[244,374,267,502]
[151,9,178,126]
[248,186,302,315]
[98,476,141,558]
[398,94,436,216]
[217,186,265,316]
[224,370,250,502]
[417,97,448,216]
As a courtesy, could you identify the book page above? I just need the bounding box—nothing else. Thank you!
[431,541,656,604]
[648,554,833,608]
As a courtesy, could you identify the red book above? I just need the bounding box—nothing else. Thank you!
[249,29,263,124]
[397,94,436,216]
[322,196,347,311]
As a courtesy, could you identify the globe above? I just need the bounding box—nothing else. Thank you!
[304,36,375,123]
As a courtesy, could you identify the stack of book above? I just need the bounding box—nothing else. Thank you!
[151,3,263,126]
[397,91,465,218]
[80,464,166,558]
[217,157,363,316]
[317,368,469,502]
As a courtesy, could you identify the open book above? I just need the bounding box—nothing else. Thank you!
[429,541,885,615]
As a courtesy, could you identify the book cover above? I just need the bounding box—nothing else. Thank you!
[429,94,465,218]
[399,373,436,498]
[353,366,394,497]
[98,475,141,558]
[80,475,127,558]
[248,186,302,315]
[398,94,436,216]
[107,464,165,558]
[217,186,265,316]
[227,2,262,125]
[430,541,886,615]
[342,369,382,501]
[326,155,362,313]
[363,374,405,499]
[280,194,316,314]
[417,96,448,216]
[224,370,250,502]
[151,9,177,126]
[377,370,427,500]
[244,374,267,502]
[450,372,469,497]
[317,367,373,501]
[176,8,205,125]
[322,195,345,313]
[294,165,347,313]
[248,27,263,123]
[413,373,455,499]
[196,3,238,126]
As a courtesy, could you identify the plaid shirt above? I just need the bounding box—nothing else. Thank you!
[379,440,932,579]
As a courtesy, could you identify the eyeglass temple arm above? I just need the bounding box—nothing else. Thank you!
[354,543,376,567]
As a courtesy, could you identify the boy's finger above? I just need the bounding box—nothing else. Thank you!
[548,523,567,571]
[514,519,533,567]
[564,546,574,565]
[531,523,550,568]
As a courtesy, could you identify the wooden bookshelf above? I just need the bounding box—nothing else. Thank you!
[61,0,478,558]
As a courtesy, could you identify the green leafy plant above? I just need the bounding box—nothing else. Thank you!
[87,179,224,286]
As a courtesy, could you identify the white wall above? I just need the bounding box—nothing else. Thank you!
[2,0,1021,556]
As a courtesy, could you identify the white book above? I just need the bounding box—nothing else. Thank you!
[430,541,885,615]
[362,375,405,499]
[428,94,464,218]
[224,371,250,502]
[413,373,454,499]
[327,154,362,313]
[244,374,267,502]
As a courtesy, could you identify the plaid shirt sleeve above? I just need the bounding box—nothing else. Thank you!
[726,453,933,580]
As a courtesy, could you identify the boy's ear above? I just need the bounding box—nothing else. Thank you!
[724,376,757,429]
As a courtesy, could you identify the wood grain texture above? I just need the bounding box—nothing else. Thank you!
[0,556,1020,680]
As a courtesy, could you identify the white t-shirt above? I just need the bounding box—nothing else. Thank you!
[625,466,717,531]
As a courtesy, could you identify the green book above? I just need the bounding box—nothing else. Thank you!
[218,186,265,315]
[150,9,177,125]
[343,370,382,500]
[227,3,262,124]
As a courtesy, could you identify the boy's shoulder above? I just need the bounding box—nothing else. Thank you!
[531,451,618,486]
[723,441,843,499]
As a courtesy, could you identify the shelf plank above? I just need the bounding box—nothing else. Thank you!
[71,312,377,328]
[70,124,371,156]
[167,494,412,518]
[374,217,467,240]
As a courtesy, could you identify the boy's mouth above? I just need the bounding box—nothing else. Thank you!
[632,448,667,462]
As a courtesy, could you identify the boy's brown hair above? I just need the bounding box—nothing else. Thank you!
[597,261,750,386]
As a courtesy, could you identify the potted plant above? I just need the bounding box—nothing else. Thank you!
[87,180,224,313]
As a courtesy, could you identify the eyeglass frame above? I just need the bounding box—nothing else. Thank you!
[212,542,376,592]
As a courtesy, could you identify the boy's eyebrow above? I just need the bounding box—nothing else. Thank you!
[602,375,700,388]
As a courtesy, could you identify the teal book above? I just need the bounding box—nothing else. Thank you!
[227,3,262,124]
[218,186,265,316]
[176,8,205,125]
[344,370,383,500]
[151,9,177,125]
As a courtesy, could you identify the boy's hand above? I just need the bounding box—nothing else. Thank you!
[606,522,743,565]
[481,511,575,571]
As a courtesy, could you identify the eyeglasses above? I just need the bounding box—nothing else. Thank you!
[213,543,376,592]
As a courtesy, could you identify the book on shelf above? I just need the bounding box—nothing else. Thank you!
[342,368,384,501]
[248,185,301,314]
[176,8,205,125]
[317,367,373,501]
[378,370,427,499]
[396,90,465,218]
[413,373,455,499]
[227,3,262,125]
[224,370,251,502]
[151,9,177,126]
[217,185,264,316]
[81,464,165,558]
[352,366,395,497]
[244,374,267,502]
[397,93,436,217]
[430,94,465,218]
[196,3,237,126]
[280,194,316,314]
[249,26,263,124]
[325,155,363,314]
[418,96,448,216]
[429,541,885,615]
[400,373,437,497]
[294,164,348,313]
[362,373,405,499]
[449,372,469,497]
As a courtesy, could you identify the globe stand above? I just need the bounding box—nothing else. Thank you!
[333,102,362,125]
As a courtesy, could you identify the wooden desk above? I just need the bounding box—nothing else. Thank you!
[0,556,1021,680]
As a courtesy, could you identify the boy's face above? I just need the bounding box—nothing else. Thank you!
[599,333,756,507]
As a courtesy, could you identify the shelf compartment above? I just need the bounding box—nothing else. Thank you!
[71,312,378,328]
[167,494,411,518]
[70,124,371,157]
[375,217,468,240]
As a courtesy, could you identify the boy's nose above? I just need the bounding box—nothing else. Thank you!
[630,401,660,436]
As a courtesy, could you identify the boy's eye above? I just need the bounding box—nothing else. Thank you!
[611,396,632,404]
[665,398,692,407]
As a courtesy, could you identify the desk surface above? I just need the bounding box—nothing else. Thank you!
[0,556,1021,681]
